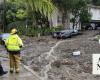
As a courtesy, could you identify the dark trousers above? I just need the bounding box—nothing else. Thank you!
[0,64,4,73]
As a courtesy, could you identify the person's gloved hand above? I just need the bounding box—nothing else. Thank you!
[19,46,22,48]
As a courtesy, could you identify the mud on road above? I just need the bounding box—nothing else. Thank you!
[21,30,100,80]
[1,30,100,80]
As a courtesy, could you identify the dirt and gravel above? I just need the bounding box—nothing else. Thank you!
[21,30,100,80]
[1,30,100,80]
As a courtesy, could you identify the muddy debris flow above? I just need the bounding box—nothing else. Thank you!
[1,30,100,80]
[22,30,100,80]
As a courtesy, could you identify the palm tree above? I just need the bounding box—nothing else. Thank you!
[23,0,55,36]
[24,0,54,18]
[7,0,54,25]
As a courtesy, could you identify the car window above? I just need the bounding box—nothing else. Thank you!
[2,33,10,41]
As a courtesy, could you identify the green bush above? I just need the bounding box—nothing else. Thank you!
[7,22,64,37]
[51,25,64,32]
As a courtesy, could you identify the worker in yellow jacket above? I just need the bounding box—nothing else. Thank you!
[5,28,23,73]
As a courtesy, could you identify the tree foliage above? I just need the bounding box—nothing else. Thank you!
[6,0,28,24]
[52,0,79,27]
[23,0,55,18]
[92,0,100,6]
[71,0,91,28]
[5,0,93,33]
[6,0,55,36]
[6,0,54,23]
[53,0,91,29]
[80,9,91,25]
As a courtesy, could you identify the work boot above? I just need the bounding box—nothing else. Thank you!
[0,71,8,76]
[15,69,20,73]
[10,70,13,73]
[15,71,19,74]
[10,68,13,73]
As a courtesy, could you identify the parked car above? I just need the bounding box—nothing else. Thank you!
[0,33,10,45]
[52,29,79,39]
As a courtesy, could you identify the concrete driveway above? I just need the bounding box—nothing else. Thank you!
[0,55,40,80]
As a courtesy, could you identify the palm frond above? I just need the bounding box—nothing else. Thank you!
[27,0,55,18]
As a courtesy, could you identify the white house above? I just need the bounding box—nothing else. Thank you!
[49,8,63,27]
[88,5,100,29]
[90,5,100,21]
[50,5,100,30]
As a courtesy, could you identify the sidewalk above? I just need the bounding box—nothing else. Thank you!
[0,57,40,80]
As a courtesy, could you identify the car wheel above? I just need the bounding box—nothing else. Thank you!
[62,36,67,39]
[68,36,71,38]
[57,37,61,39]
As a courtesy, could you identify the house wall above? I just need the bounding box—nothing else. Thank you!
[50,8,80,29]
[86,6,100,29]
[51,9,58,27]
[50,8,62,27]
[50,6,100,30]
[90,7,100,20]
[0,0,3,4]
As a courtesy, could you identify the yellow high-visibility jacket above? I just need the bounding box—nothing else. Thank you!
[5,34,23,51]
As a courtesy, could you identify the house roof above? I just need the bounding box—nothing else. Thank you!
[88,5,100,9]
[91,20,100,23]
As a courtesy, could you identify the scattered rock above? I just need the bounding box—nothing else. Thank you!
[1,30,100,80]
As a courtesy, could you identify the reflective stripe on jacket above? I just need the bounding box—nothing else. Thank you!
[5,34,23,51]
